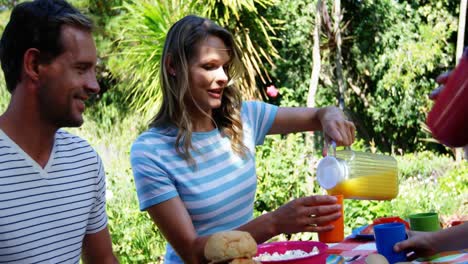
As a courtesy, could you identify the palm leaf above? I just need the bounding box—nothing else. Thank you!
[199,0,280,98]
[109,0,279,118]
[109,0,197,120]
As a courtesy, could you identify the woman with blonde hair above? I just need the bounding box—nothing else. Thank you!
[130,15,355,264]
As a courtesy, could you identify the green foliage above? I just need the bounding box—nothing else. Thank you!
[266,0,459,153]
[204,0,280,97]
[344,200,392,232]
[339,0,458,152]
[0,82,9,112]
[264,0,315,106]
[107,0,280,121]
[107,0,184,122]
[255,133,316,214]
[396,151,453,180]
[0,7,11,32]
[275,86,307,107]
[388,161,467,220]
[0,0,25,10]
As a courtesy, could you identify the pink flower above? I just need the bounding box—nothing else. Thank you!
[266,85,279,98]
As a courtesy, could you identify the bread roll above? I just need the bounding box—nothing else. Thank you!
[204,231,257,263]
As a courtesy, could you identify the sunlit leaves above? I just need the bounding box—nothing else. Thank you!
[198,0,280,99]
[108,0,279,119]
[108,0,195,121]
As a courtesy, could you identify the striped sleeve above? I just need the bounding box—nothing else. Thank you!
[242,101,278,145]
[86,154,108,234]
[130,134,178,211]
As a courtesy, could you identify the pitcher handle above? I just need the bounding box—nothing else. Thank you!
[344,144,355,161]
[324,140,337,157]
[324,140,356,161]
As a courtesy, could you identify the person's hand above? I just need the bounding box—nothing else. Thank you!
[270,195,341,235]
[318,107,355,147]
[429,71,451,100]
[393,230,438,260]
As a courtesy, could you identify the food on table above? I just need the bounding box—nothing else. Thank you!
[204,230,259,264]
[253,247,319,261]
[365,253,389,264]
[229,259,259,264]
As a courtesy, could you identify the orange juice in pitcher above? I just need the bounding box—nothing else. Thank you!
[316,143,398,200]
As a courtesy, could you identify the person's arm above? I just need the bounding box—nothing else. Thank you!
[148,195,342,264]
[81,155,118,263]
[147,198,210,264]
[81,227,118,264]
[268,106,355,146]
[394,223,468,259]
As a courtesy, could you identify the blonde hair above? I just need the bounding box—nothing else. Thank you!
[151,15,247,164]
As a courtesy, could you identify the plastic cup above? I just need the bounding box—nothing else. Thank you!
[426,50,468,147]
[374,223,408,264]
[318,194,344,243]
[408,212,441,231]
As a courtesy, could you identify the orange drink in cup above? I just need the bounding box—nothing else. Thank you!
[318,194,344,243]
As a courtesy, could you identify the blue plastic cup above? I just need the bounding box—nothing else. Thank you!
[374,223,407,264]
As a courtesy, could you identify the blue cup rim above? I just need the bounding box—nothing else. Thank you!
[374,222,405,230]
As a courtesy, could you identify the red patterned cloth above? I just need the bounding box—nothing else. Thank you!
[326,238,468,263]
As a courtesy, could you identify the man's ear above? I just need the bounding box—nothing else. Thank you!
[23,48,41,81]
[165,54,176,76]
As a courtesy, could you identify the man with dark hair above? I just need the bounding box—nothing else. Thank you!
[0,0,118,263]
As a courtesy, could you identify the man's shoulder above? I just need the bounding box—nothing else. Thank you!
[55,129,98,155]
[56,129,91,144]
[54,130,103,172]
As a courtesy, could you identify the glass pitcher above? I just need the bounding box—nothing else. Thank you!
[316,142,399,200]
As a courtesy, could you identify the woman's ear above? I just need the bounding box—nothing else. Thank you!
[165,54,176,76]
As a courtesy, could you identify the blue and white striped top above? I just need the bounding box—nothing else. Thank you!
[0,129,108,263]
[130,101,278,263]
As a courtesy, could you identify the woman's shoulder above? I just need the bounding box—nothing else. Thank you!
[131,126,177,150]
[241,100,277,116]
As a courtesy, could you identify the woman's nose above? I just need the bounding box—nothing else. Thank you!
[215,67,228,86]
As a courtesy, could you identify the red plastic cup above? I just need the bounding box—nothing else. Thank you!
[318,194,344,243]
[426,51,468,147]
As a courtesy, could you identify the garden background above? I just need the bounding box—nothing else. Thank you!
[0,0,467,263]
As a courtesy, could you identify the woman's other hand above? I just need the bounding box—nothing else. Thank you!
[269,195,341,235]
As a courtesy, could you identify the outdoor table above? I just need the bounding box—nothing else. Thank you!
[325,238,468,263]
